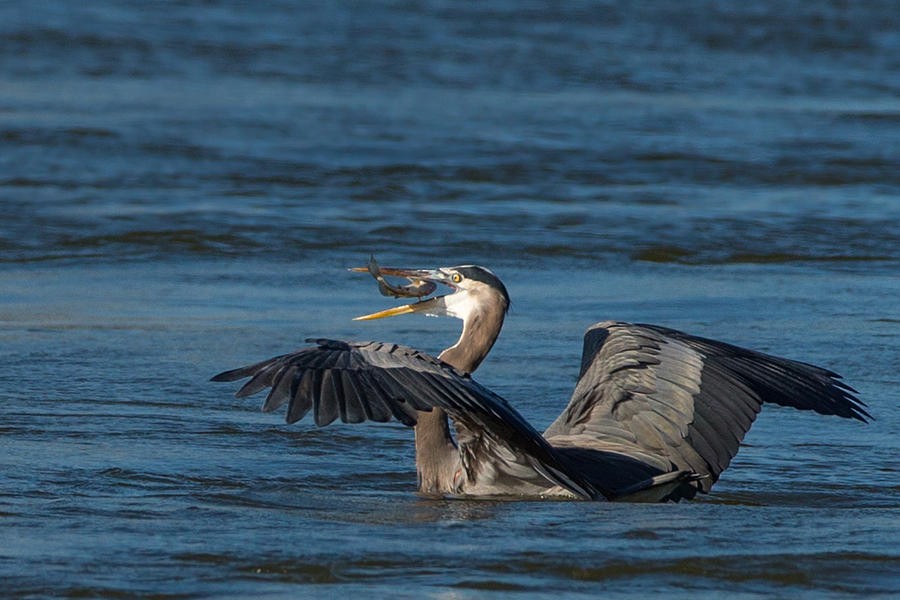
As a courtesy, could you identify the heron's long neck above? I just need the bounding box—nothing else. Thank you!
[413,303,506,494]
[438,303,505,374]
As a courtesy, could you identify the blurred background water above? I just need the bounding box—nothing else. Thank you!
[1,1,899,598]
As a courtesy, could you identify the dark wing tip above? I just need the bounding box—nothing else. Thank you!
[635,322,873,424]
[847,398,873,423]
[210,368,248,382]
[834,379,871,422]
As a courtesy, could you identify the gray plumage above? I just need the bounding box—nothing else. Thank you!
[212,264,869,502]
[544,322,867,500]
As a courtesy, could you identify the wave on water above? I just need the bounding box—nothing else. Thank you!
[161,549,900,594]
[635,247,894,265]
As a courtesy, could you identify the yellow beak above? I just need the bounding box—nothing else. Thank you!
[353,295,443,321]
[353,304,417,321]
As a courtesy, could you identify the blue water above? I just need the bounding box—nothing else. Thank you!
[2,1,899,598]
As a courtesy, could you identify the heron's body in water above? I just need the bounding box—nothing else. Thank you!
[212,262,869,502]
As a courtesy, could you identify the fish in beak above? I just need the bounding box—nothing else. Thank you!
[349,257,455,321]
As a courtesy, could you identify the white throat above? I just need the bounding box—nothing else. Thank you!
[443,290,482,322]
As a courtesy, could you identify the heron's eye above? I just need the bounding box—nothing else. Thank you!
[451,273,462,284]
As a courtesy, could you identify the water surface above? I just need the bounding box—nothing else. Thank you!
[2,1,899,598]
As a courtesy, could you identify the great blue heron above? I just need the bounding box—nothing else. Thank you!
[211,262,869,502]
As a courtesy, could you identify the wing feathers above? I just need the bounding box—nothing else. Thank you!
[210,356,284,382]
[288,370,316,424]
[339,371,367,424]
[235,363,280,398]
[546,321,867,499]
[263,365,296,413]
[316,371,341,426]
[212,339,597,498]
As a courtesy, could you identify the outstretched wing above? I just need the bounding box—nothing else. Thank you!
[212,339,598,499]
[544,321,869,498]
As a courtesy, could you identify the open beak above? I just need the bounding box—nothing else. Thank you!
[349,264,450,321]
[352,301,435,321]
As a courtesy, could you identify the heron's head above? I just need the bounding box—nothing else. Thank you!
[351,263,510,323]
